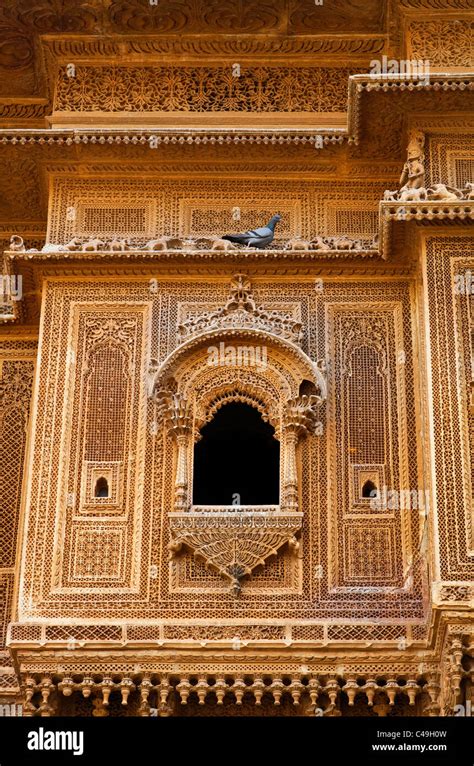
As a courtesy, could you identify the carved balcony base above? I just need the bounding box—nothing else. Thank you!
[168,508,303,595]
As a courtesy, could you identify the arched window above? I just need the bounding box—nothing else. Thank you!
[362,479,377,498]
[193,402,279,506]
[94,477,109,498]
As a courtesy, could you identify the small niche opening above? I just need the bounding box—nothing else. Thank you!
[362,479,377,499]
[299,379,318,397]
[94,476,109,498]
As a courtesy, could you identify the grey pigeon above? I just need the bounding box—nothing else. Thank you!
[221,214,281,248]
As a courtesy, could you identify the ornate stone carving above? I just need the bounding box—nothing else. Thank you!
[144,275,327,589]
[399,130,425,192]
[177,274,303,345]
[2,6,473,717]
[286,235,376,252]
[166,394,193,511]
[40,233,379,255]
[168,511,303,596]
[383,181,474,203]
[54,64,358,114]
[408,19,473,68]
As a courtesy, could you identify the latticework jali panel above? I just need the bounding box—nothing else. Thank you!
[0,349,36,689]
[427,237,474,582]
[426,134,474,188]
[47,178,384,245]
[17,277,425,639]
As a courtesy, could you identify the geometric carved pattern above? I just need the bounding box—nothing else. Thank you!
[54,65,359,114]
[0,352,34,695]
[0,575,14,649]
[426,134,474,187]
[0,357,34,672]
[327,205,378,236]
[47,178,385,245]
[1,1,474,718]
[429,237,474,579]
[83,342,130,462]
[181,202,297,241]
[15,277,427,626]
[408,20,473,67]
[345,528,395,582]
[454,158,474,189]
[77,202,156,239]
[0,405,28,567]
[72,529,123,581]
[327,304,414,589]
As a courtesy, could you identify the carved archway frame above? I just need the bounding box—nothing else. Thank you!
[147,276,327,593]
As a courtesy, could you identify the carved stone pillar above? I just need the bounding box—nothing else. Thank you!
[167,394,193,511]
[282,394,323,510]
[282,429,299,509]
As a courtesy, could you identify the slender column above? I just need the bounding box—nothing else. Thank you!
[282,394,322,510]
[167,394,193,511]
[282,429,299,509]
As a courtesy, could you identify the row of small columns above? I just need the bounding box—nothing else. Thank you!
[22,673,441,716]
[448,637,474,704]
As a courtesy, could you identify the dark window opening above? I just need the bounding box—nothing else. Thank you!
[95,476,109,498]
[362,479,377,498]
[299,379,318,397]
[193,402,279,506]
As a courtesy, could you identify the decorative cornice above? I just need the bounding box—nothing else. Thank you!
[5,246,381,263]
[0,130,348,145]
[0,73,470,145]
[42,35,388,60]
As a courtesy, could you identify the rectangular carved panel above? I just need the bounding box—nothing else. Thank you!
[47,177,385,245]
[15,279,425,635]
[326,298,419,590]
[426,237,474,580]
[53,65,360,114]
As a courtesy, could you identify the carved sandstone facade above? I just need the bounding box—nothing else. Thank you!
[0,0,472,717]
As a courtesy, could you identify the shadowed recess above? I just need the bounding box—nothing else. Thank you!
[193,402,280,505]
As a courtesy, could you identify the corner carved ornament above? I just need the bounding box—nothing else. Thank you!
[147,274,327,593]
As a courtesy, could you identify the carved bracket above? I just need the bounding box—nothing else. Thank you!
[168,510,303,595]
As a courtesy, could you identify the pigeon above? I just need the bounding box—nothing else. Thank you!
[221,214,281,249]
